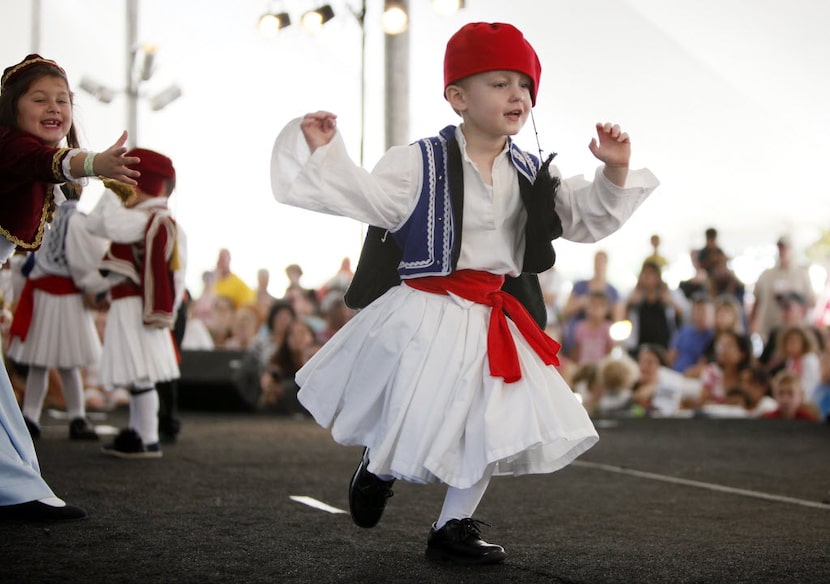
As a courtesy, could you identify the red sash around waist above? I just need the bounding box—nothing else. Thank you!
[110,280,141,300]
[405,270,560,383]
[10,275,81,343]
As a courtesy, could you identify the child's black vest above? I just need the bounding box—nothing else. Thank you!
[345,126,562,329]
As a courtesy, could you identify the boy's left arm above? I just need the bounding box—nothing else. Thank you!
[553,122,659,243]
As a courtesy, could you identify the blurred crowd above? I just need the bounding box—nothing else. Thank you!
[546,229,830,423]
[3,227,830,424]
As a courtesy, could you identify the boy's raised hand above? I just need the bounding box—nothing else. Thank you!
[301,111,337,153]
[589,122,631,186]
[588,122,631,168]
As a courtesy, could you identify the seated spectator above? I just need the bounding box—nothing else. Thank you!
[762,370,819,421]
[581,357,636,417]
[561,250,624,356]
[213,248,255,309]
[631,344,701,416]
[283,263,313,302]
[699,330,754,405]
[738,365,778,418]
[189,270,216,324]
[254,268,277,323]
[759,292,821,374]
[667,292,714,378]
[249,300,296,367]
[223,305,261,351]
[572,291,614,365]
[708,249,745,308]
[702,294,746,362]
[625,261,684,355]
[286,285,325,335]
[258,319,319,415]
[206,295,236,347]
[778,325,822,407]
[318,292,355,343]
[678,250,710,302]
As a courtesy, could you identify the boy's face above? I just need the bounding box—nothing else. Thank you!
[16,75,72,147]
[773,383,802,417]
[447,70,532,138]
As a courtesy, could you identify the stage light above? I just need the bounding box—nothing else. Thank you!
[432,0,464,16]
[258,11,291,38]
[79,77,116,104]
[138,44,157,81]
[381,0,408,35]
[150,84,183,111]
[301,4,335,34]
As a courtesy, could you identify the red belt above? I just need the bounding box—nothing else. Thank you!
[10,275,81,342]
[405,270,560,383]
[110,280,141,300]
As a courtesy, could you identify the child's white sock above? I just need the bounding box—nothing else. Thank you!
[22,365,49,423]
[130,387,159,446]
[57,367,85,420]
[435,463,495,529]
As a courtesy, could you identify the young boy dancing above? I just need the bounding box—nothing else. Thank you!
[82,148,187,458]
[270,22,659,563]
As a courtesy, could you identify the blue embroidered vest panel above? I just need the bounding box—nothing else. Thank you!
[392,125,541,279]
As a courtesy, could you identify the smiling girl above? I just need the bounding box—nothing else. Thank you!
[0,54,138,522]
[0,54,139,256]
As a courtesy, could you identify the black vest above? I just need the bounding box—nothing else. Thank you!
[344,134,562,329]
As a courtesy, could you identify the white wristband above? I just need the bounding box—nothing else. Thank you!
[84,151,97,177]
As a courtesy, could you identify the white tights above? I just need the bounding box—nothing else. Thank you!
[22,366,86,423]
[436,462,496,529]
[129,386,159,446]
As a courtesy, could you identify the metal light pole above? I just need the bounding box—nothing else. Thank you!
[80,0,181,148]
[384,0,409,149]
[126,0,139,146]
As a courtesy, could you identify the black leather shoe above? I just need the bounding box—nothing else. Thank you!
[69,418,99,441]
[24,416,41,440]
[0,500,87,522]
[348,448,395,528]
[425,518,507,565]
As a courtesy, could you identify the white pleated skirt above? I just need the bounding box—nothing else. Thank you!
[297,284,599,489]
[98,297,180,389]
[6,290,101,369]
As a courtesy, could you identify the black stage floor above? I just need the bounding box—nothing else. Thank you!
[3,409,829,583]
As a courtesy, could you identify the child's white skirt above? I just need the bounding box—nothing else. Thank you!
[6,290,101,369]
[297,284,598,489]
[98,297,180,389]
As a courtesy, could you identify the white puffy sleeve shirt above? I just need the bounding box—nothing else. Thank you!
[271,119,659,276]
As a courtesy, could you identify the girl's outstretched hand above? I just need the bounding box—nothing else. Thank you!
[301,111,337,153]
[588,122,631,168]
[97,131,141,185]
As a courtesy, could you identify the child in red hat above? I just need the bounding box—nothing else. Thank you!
[270,22,659,563]
[0,53,140,521]
[79,148,187,458]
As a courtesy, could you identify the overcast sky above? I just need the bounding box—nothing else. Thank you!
[2,0,829,295]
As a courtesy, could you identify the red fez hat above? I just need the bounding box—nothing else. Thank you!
[444,22,541,106]
[127,148,176,197]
